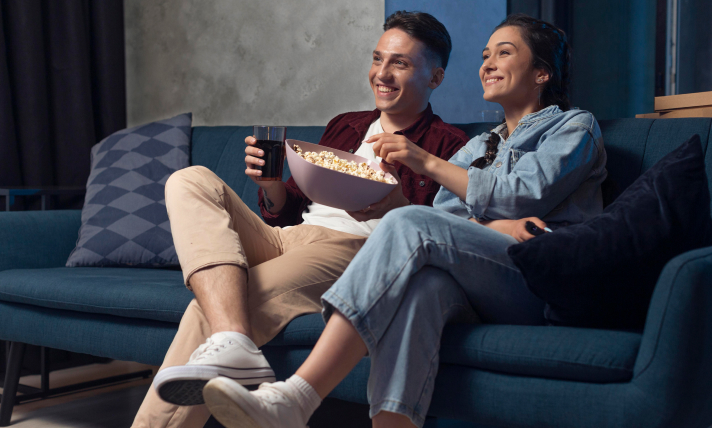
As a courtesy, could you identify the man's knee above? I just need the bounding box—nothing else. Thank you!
[165,165,219,202]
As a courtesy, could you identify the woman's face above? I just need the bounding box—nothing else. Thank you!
[479,26,544,108]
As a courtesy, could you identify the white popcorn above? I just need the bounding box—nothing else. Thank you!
[293,144,397,184]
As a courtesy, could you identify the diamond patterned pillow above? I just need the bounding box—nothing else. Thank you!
[66,113,192,267]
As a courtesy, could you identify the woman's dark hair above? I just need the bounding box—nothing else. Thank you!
[470,14,571,170]
[494,13,571,112]
[471,132,501,169]
[384,11,452,69]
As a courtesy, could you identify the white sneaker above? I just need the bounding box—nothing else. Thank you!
[203,377,309,428]
[153,332,276,406]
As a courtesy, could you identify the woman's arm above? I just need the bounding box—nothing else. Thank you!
[422,155,469,201]
[369,133,475,201]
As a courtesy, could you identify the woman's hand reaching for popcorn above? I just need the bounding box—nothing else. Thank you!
[346,163,410,221]
[369,133,471,201]
[367,133,434,175]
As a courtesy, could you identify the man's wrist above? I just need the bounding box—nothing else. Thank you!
[261,181,287,214]
[258,180,284,192]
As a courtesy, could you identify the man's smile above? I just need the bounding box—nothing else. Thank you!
[376,84,399,94]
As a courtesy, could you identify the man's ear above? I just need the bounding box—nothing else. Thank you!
[429,67,445,89]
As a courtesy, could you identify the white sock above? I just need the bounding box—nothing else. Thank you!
[285,375,322,420]
[212,331,258,351]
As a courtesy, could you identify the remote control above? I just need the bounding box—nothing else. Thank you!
[525,221,546,236]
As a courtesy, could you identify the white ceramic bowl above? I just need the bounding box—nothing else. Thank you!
[285,139,397,211]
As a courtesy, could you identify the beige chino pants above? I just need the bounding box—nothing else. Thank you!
[131,166,366,428]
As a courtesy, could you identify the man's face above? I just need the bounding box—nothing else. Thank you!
[369,29,441,117]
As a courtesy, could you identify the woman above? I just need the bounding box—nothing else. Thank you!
[203,14,607,428]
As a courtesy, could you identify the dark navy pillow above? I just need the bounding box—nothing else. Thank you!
[67,113,192,267]
[508,135,712,330]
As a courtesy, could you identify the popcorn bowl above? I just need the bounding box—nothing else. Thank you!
[285,139,397,212]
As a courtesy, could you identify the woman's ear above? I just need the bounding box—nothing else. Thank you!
[429,67,445,89]
[535,71,550,85]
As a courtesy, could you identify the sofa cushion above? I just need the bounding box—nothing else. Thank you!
[508,135,712,330]
[0,267,193,323]
[263,313,326,346]
[0,301,177,366]
[439,323,640,383]
[264,314,640,383]
[66,113,192,268]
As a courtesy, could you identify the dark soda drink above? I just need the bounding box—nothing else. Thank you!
[252,125,286,181]
[254,139,286,181]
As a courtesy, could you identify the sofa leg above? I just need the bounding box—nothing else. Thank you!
[0,342,26,427]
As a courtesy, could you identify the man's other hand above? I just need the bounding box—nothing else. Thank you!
[346,163,409,221]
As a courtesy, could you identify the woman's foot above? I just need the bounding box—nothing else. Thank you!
[203,376,320,428]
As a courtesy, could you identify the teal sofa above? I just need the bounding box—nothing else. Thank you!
[1,118,712,428]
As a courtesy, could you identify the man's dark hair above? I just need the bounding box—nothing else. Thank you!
[383,11,452,69]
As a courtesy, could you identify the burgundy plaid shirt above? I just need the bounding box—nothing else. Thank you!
[259,104,469,227]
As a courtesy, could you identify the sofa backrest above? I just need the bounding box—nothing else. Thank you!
[190,118,712,216]
[598,118,712,194]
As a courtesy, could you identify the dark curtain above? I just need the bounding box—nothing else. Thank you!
[677,0,712,94]
[0,0,125,208]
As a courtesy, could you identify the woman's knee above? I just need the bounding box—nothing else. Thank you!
[380,205,441,234]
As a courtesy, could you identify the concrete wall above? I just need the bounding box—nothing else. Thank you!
[125,0,507,128]
[385,0,506,123]
[125,0,384,127]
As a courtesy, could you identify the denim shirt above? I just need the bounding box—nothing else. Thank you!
[433,106,607,227]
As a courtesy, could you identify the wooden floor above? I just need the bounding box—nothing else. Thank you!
[1,361,157,428]
[0,361,374,428]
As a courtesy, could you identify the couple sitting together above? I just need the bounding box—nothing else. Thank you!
[132,10,606,428]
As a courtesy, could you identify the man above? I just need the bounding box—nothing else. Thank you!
[132,10,468,428]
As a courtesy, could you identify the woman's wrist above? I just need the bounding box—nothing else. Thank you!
[478,218,516,236]
[422,157,470,202]
[422,154,444,178]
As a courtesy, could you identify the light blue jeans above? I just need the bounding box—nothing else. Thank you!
[321,205,546,427]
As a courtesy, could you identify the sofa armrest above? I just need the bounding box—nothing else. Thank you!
[0,210,81,272]
[632,246,712,425]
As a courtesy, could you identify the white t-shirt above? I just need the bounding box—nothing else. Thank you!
[300,119,386,237]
